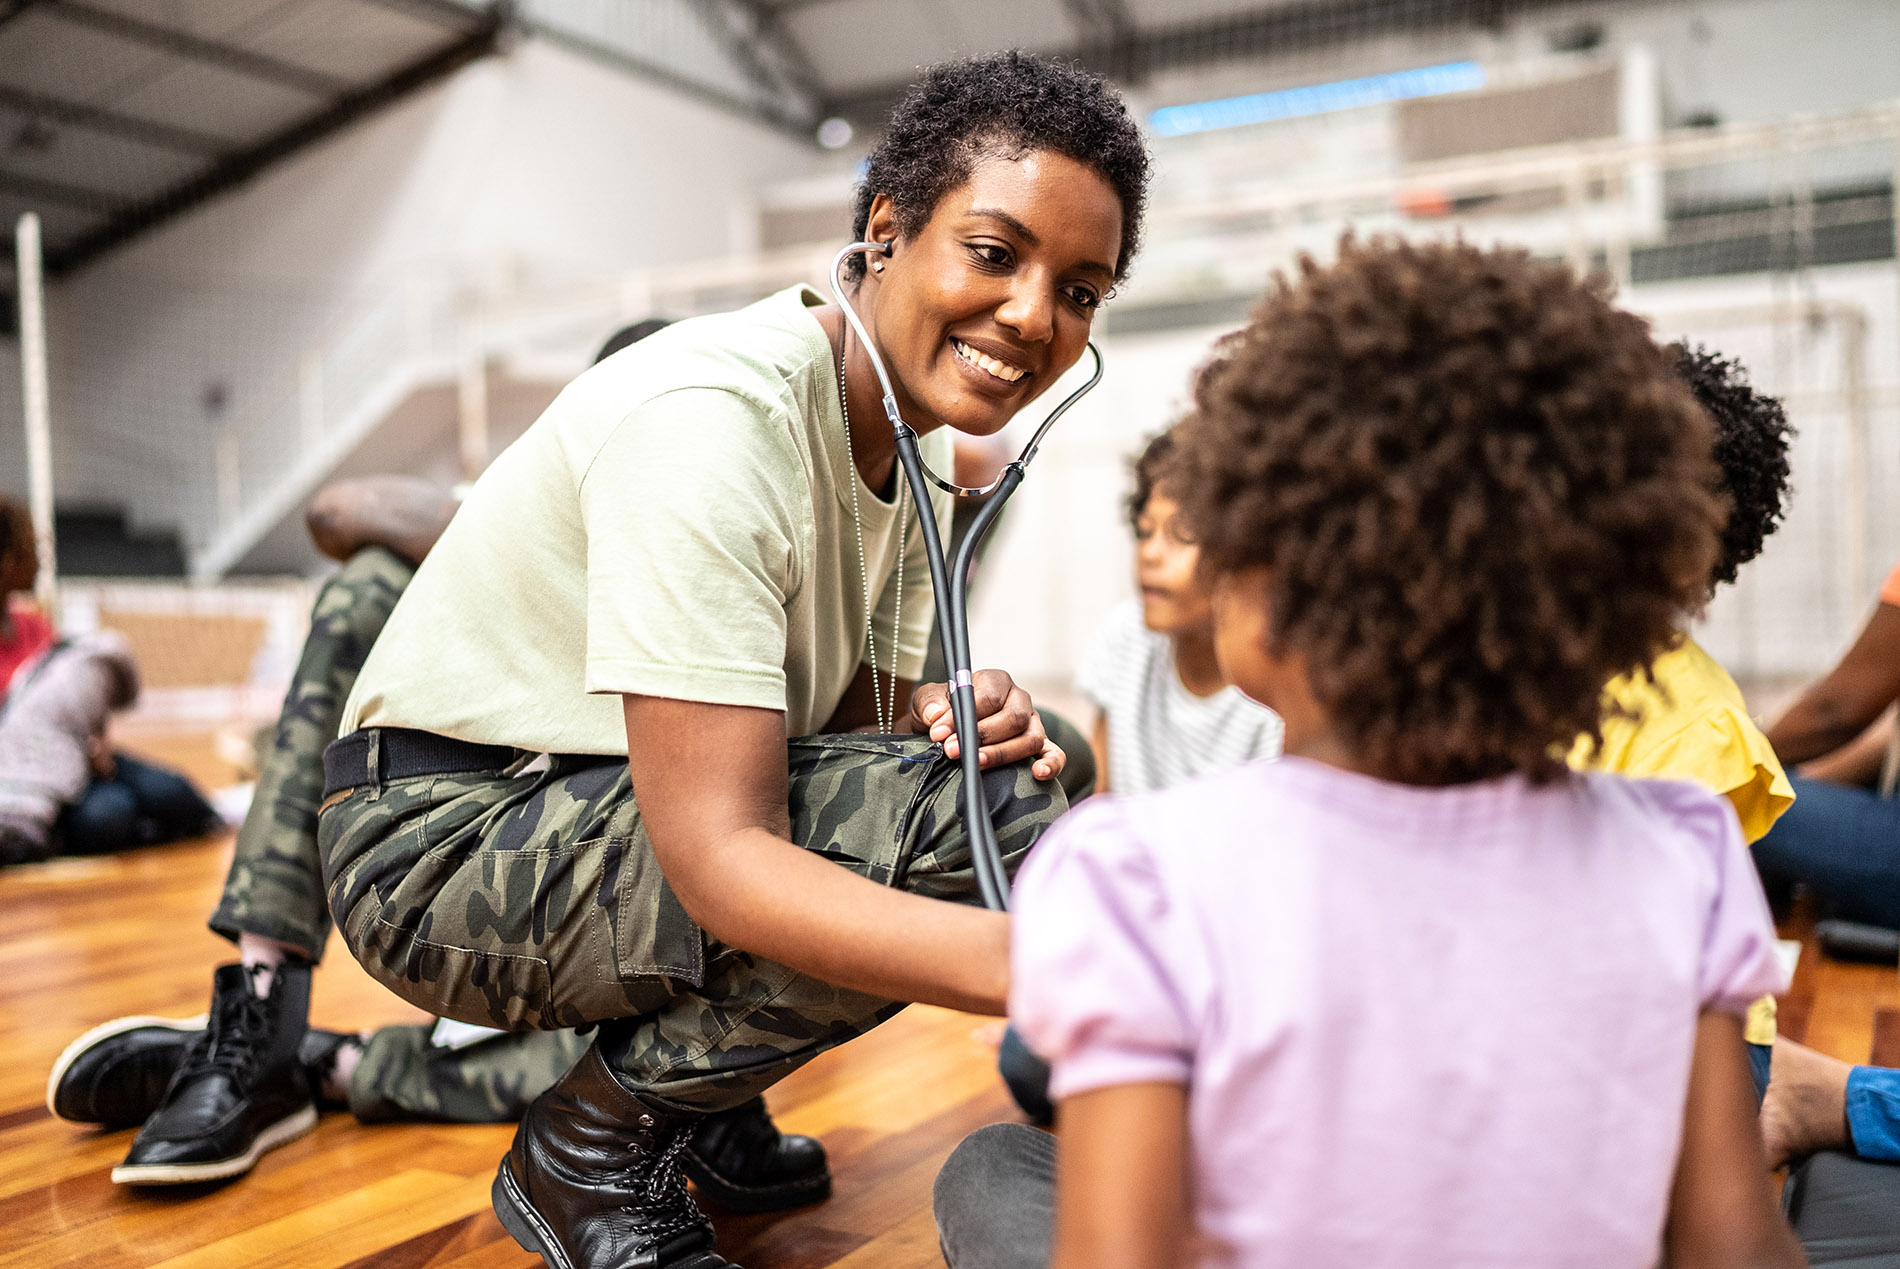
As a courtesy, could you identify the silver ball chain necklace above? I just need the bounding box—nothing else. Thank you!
[838,339,906,734]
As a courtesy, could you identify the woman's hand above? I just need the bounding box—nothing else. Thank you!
[909,670,1065,782]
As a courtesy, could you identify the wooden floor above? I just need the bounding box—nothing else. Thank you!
[1,734,1019,1268]
[3,732,1897,1268]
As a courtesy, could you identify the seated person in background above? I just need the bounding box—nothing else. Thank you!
[1568,343,1795,1088]
[1754,561,1900,931]
[48,325,829,1214]
[0,497,54,696]
[936,238,1803,1268]
[0,495,218,863]
[998,429,1283,1121]
[1079,428,1284,796]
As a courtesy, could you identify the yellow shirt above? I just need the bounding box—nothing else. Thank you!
[1568,636,1795,1044]
[1568,638,1794,844]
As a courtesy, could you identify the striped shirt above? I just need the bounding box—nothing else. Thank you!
[1076,601,1284,794]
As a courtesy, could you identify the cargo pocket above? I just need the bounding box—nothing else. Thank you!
[595,832,707,988]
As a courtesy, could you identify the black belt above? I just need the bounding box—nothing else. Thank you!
[322,727,519,798]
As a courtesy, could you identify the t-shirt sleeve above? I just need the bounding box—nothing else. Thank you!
[1667,782,1790,1014]
[1011,799,1195,1099]
[578,388,803,711]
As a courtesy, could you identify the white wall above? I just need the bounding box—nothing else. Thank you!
[21,35,814,546]
[971,258,1900,693]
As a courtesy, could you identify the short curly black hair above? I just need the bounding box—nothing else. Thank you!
[846,51,1148,285]
[1671,343,1793,587]
[1171,237,1726,785]
[1126,430,1176,531]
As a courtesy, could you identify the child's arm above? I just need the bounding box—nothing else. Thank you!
[1663,1011,1807,1269]
[1051,1081,1193,1269]
[1091,711,1112,795]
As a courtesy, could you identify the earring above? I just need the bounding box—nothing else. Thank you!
[872,260,884,273]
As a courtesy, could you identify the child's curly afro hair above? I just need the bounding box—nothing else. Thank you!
[1672,343,1794,587]
[1171,237,1727,785]
[846,51,1148,285]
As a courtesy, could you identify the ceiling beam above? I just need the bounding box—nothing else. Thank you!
[732,0,828,111]
[40,0,354,98]
[0,0,51,29]
[516,12,817,143]
[0,82,228,155]
[0,166,120,214]
[687,0,823,125]
[45,13,503,274]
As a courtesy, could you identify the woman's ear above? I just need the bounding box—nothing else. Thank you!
[864,194,901,257]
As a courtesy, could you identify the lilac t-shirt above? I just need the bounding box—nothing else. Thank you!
[1011,757,1786,1268]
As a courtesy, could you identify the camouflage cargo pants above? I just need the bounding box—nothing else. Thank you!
[351,1022,590,1123]
[208,546,415,959]
[318,732,1066,1113]
[206,546,591,1121]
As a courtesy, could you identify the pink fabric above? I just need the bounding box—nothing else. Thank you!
[0,602,54,700]
[1011,757,1787,1268]
[1881,559,1900,608]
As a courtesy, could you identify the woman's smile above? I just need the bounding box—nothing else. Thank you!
[853,147,1122,441]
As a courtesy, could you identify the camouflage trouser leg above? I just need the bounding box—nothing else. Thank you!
[208,547,415,961]
[349,1024,589,1124]
[319,733,1065,1112]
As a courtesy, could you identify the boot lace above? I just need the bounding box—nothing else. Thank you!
[628,1124,707,1244]
[180,968,270,1084]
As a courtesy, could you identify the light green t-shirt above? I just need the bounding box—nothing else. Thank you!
[340,285,952,753]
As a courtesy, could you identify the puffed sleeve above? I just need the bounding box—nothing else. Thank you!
[1010,798,1196,1099]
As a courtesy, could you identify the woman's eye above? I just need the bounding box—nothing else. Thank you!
[969,243,1011,268]
[1065,286,1102,310]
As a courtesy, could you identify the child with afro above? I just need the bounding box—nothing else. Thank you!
[1568,343,1797,1091]
[935,238,1803,1267]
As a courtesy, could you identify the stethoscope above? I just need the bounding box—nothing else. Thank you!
[830,240,1104,913]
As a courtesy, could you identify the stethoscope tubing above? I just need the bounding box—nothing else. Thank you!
[829,241,1104,913]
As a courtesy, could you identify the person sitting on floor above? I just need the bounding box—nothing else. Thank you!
[1753,558,1900,933]
[998,427,1283,1122]
[0,495,219,865]
[1079,428,1284,797]
[1567,342,1796,1089]
[0,496,54,698]
[935,237,1805,1268]
[47,324,832,1214]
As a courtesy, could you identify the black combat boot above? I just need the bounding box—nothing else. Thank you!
[47,1013,208,1128]
[492,1042,736,1269]
[112,962,316,1184]
[681,1098,829,1213]
[50,1012,356,1128]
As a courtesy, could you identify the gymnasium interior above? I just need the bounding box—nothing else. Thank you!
[4,0,1900,1264]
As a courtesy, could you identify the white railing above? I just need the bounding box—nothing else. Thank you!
[190,99,1900,611]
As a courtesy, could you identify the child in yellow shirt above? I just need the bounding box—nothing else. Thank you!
[1570,343,1795,1080]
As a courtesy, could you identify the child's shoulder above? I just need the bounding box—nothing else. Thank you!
[1571,769,1749,875]
[1039,762,1282,872]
